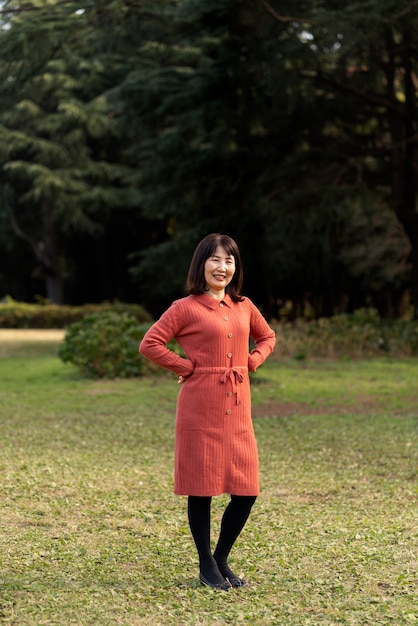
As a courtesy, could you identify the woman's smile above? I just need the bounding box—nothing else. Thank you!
[204,246,236,297]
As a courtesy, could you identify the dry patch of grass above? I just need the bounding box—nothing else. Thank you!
[0,329,65,359]
[0,329,65,341]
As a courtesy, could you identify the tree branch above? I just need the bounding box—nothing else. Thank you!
[385,0,418,22]
[0,0,85,15]
[10,212,47,266]
[299,70,400,113]
[261,1,309,25]
[0,0,143,15]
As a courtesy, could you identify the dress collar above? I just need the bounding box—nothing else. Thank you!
[190,293,233,309]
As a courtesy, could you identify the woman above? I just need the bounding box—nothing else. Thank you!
[139,233,276,590]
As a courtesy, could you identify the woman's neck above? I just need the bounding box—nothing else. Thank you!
[204,288,225,301]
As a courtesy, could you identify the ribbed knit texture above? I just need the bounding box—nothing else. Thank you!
[139,293,276,496]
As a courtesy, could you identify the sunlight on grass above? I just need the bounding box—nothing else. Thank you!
[0,343,417,625]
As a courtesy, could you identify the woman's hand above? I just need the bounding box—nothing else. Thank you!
[178,376,186,384]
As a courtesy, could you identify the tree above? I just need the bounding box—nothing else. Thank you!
[0,0,138,303]
[113,0,302,312]
[1,0,415,317]
[262,0,417,315]
[115,0,412,317]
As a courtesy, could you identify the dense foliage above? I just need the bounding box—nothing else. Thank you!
[0,297,152,328]
[58,311,149,378]
[275,308,418,359]
[0,0,417,318]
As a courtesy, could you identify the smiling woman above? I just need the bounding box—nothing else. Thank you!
[139,233,276,591]
[185,234,244,303]
[203,248,236,299]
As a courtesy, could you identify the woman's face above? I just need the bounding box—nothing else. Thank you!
[204,245,236,297]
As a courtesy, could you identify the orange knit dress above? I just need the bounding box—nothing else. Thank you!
[139,293,276,496]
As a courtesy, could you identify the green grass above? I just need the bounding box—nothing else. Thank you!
[0,341,417,625]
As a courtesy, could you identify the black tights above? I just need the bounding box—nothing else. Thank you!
[187,495,257,585]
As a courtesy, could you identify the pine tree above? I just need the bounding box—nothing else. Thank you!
[114,0,298,311]
[261,0,417,315]
[115,0,414,316]
[0,0,139,302]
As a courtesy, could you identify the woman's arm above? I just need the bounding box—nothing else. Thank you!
[247,301,276,372]
[139,301,194,377]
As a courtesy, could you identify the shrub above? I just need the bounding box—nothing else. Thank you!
[58,312,153,378]
[273,308,418,359]
[0,296,152,329]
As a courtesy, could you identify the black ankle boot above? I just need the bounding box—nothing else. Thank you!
[199,556,231,590]
[214,558,247,587]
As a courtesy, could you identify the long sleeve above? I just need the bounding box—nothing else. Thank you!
[247,301,276,372]
[140,293,274,496]
[139,301,194,377]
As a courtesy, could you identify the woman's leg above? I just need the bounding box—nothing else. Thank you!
[187,496,230,588]
[213,495,257,585]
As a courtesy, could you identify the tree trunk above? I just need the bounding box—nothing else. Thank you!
[10,200,64,304]
[40,199,64,304]
[386,27,418,318]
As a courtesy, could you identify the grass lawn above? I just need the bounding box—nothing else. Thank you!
[0,337,417,625]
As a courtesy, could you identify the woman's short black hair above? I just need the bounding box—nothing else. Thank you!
[186,233,244,302]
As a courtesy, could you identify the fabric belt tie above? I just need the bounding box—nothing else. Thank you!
[220,367,244,405]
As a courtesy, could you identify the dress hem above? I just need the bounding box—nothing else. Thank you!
[174,490,260,497]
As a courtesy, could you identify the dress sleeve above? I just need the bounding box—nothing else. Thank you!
[247,300,276,372]
[138,300,194,377]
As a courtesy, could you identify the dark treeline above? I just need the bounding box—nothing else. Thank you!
[0,0,417,319]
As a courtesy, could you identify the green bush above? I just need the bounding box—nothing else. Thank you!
[58,312,151,378]
[273,308,418,359]
[0,296,152,328]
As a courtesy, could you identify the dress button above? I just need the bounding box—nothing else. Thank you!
[219,302,224,307]
[223,316,228,321]
[228,333,232,338]
[226,409,231,415]
[227,352,232,358]
[227,391,232,397]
